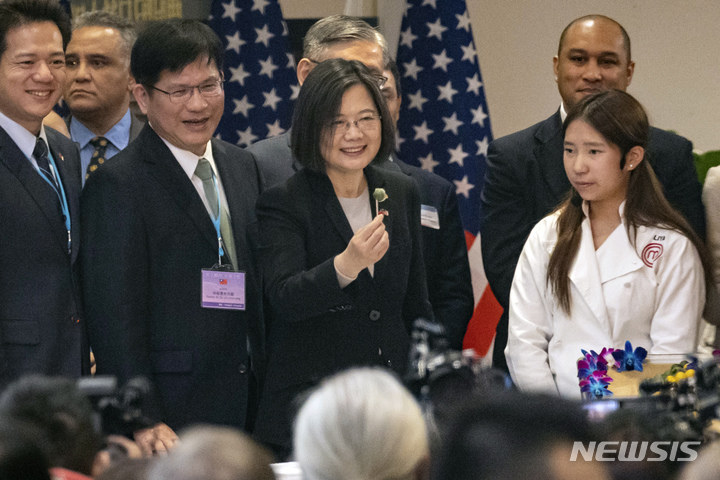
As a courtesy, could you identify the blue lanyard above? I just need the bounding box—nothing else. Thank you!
[207,168,226,266]
[31,149,72,254]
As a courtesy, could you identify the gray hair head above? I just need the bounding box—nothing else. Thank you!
[303,15,390,66]
[294,368,429,480]
[72,10,137,60]
[148,426,275,480]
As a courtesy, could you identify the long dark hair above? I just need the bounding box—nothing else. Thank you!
[547,90,712,315]
[291,58,394,173]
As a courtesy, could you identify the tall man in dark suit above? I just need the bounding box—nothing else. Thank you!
[248,16,473,349]
[481,15,706,371]
[0,0,87,388]
[63,11,144,185]
[81,19,265,455]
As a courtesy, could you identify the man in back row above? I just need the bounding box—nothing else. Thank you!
[248,15,473,352]
[481,14,706,371]
[63,10,144,185]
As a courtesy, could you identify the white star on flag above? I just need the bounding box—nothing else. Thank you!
[471,105,488,126]
[466,73,483,95]
[448,144,468,166]
[263,88,282,111]
[252,0,269,14]
[400,28,417,48]
[413,121,433,143]
[419,152,439,172]
[226,31,245,54]
[426,18,447,40]
[442,112,463,135]
[255,24,274,47]
[453,175,474,198]
[233,96,253,116]
[229,64,250,85]
[461,44,477,63]
[259,57,278,78]
[266,119,285,137]
[475,137,489,156]
[456,11,471,31]
[432,49,453,72]
[437,81,458,103]
[403,58,423,80]
[407,90,428,111]
[222,0,241,21]
[237,127,258,147]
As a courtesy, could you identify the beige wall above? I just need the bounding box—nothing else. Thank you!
[281,0,720,151]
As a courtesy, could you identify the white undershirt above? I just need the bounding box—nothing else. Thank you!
[335,187,373,287]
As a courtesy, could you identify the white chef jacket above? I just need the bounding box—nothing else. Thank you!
[506,202,705,398]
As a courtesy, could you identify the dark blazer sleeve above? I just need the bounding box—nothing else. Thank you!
[647,128,706,240]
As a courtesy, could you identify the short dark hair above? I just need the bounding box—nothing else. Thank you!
[558,15,631,63]
[131,19,223,88]
[73,10,137,60]
[0,0,71,59]
[0,375,102,476]
[432,392,598,480]
[291,58,394,173]
[0,417,51,480]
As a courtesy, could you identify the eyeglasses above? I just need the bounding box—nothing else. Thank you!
[307,58,388,88]
[329,114,382,135]
[148,79,223,104]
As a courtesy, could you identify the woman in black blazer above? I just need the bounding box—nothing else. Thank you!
[253,59,433,454]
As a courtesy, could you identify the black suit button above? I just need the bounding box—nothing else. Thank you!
[238,364,248,374]
[369,310,380,321]
[387,359,392,367]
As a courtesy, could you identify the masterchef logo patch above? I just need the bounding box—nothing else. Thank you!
[641,243,664,267]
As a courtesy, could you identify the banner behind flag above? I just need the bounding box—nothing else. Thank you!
[395,0,502,358]
[209,0,298,147]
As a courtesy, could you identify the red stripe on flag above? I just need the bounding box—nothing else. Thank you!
[463,287,503,357]
[465,230,476,250]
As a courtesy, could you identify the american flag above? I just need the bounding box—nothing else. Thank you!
[209,0,298,147]
[395,0,502,359]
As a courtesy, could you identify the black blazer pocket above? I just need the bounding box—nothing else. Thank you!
[151,350,193,373]
[1,320,40,345]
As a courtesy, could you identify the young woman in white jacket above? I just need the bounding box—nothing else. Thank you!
[505,90,714,398]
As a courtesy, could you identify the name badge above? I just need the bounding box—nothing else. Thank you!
[420,204,440,230]
[201,269,246,310]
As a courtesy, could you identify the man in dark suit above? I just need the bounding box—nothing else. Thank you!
[248,16,473,349]
[62,11,144,186]
[81,20,264,455]
[481,15,706,371]
[0,0,87,389]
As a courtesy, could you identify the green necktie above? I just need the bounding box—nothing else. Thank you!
[195,158,237,269]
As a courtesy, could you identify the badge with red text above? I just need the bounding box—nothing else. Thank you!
[641,243,664,268]
[201,269,245,310]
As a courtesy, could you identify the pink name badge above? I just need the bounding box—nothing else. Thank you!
[201,269,245,310]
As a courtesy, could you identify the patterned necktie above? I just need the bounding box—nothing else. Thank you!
[33,137,57,188]
[86,136,109,181]
[195,158,237,268]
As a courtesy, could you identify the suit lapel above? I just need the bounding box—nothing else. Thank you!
[305,170,354,245]
[212,140,255,269]
[534,111,571,204]
[141,126,218,252]
[0,127,68,252]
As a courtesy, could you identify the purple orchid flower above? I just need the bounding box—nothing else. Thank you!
[577,350,608,379]
[612,341,647,372]
[599,347,618,369]
[580,371,614,399]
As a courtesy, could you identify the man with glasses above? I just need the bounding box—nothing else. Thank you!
[81,19,265,455]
